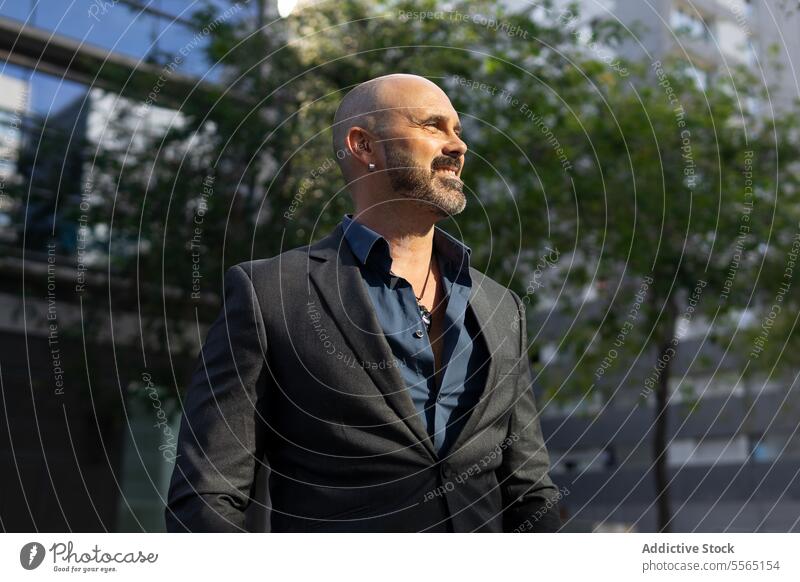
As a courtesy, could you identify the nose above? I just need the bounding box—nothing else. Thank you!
[444,132,467,161]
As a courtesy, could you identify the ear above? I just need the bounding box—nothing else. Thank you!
[344,126,376,169]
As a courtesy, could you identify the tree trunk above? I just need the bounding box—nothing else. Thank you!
[651,292,678,532]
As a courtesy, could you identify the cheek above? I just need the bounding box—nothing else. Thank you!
[413,140,441,167]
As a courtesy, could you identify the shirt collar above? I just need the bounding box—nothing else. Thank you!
[341,213,472,274]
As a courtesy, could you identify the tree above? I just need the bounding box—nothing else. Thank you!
[71,0,800,532]
[96,0,609,382]
[539,55,800,531]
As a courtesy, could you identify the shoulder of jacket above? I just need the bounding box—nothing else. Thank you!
[469,266,520,308]
[232,244,311,275]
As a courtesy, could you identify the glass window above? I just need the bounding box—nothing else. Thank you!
[154,0,241,18]
[153,20,217,78]
[0,1,30,21]
[667,435,749,467]
[551,446,617,474]
[25,0,164,60]
[3,65,88,118]
[116,377,181,532]
[143,0,201,19]
[615,443,652,468]
[0,56,187,260]
[751,433,800,462]
[1,1,232,77]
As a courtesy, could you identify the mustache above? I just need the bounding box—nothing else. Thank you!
[431,157,461,172]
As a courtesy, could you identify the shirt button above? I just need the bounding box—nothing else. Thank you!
[413,329,424,338]
[440,464,453,478]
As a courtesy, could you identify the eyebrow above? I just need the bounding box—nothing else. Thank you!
[415,113,462,133]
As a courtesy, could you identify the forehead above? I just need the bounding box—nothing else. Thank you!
[378,80,459,122]
[398,105,460,123]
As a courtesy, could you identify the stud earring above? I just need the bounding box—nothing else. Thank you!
[367,163,376,172]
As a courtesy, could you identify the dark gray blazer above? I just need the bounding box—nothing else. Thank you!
[165,222,561,532]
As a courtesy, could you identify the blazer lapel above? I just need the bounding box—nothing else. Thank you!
[306,223,504,462]
[446,282,503,456]
[307,223,439,461]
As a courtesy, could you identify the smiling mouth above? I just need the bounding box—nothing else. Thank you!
[435,168,460,178]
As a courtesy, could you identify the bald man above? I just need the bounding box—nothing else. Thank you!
[166,73,561,533]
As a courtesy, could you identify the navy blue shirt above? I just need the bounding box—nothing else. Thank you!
[341,213,490,456]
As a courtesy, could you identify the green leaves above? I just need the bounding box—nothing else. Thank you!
[89,0,800,405]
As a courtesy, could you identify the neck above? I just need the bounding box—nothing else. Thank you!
[351,202,444,282]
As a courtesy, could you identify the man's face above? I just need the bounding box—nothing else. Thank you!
[380,97,468,218]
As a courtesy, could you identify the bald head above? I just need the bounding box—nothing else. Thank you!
[331,74,453,179]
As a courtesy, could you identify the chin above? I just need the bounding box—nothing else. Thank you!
[434,174,463,191]
[437,193,467,217]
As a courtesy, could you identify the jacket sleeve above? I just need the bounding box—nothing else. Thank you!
[497,291,562,533]
[165,264,270,532]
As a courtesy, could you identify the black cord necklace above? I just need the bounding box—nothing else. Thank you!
[415,255,433,330]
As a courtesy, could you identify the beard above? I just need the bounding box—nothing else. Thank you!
[383,144,466,217]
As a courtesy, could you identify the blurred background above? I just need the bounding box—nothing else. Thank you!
[1,0,800,533]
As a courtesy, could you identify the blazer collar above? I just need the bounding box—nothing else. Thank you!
[307,223,501,462]
[340,212,472,272]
